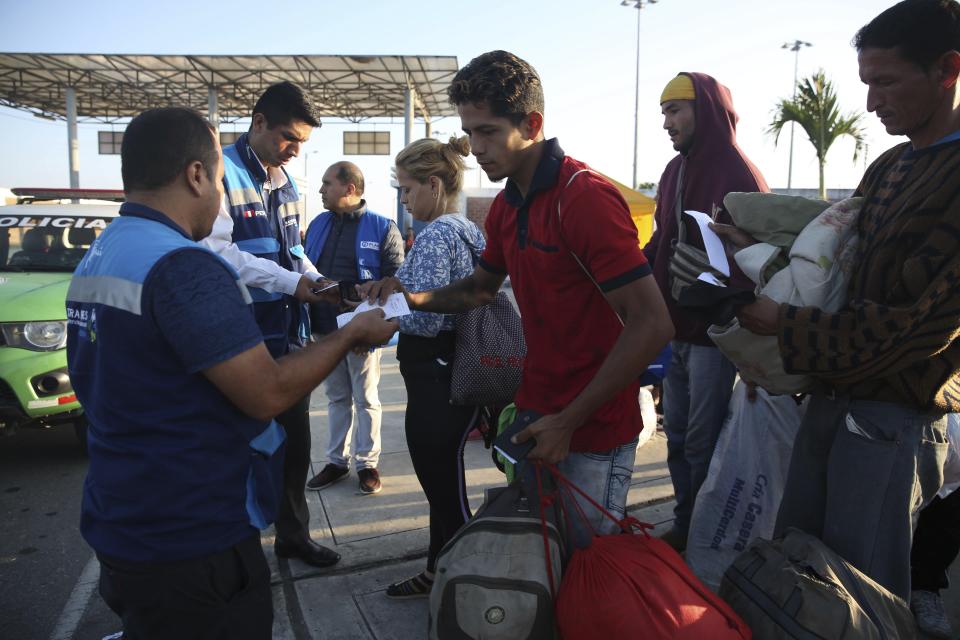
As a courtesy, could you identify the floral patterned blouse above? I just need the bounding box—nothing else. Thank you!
[396,214,486,337]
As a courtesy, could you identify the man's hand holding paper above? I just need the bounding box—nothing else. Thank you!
[709,222,760,259]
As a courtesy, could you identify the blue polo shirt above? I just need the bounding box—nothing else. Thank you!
[67,203,279,563]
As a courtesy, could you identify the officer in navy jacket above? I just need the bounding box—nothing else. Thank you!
[67,107,397,639]
[304,161,403,495]
[200,81,339,567]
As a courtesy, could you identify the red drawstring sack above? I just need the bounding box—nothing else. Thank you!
[535,463,751,640]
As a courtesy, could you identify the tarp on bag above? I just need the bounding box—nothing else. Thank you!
[719,192,830,287]
[685,381,807,591]
[537,463,751,640]
[719,529,916,639]
[557,532,752,639]
[708,196,863,394]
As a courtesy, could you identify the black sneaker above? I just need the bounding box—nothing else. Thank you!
[911,590,953,638]
[306,464,349,490]
[358,468,382,494]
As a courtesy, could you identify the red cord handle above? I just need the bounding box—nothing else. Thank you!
[537,461,654,537]
[534,467,559,600]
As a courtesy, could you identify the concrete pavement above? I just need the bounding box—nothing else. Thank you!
[261,346,674,639]
[72,345,960,639]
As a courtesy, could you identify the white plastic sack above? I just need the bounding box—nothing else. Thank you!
[685,381,807,591]
[637,386,657,449]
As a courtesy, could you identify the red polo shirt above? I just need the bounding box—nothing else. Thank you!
[479,139,652,452]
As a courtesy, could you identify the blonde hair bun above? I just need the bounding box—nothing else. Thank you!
[446,135,470,158]
[395,136,469,197]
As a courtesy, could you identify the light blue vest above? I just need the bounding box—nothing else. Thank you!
[67,206,285,563]
[223,133,308,357]
[304,209,393,281]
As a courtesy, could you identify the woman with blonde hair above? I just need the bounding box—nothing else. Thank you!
[382,136,485,598]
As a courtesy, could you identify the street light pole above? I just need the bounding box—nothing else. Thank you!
[782,39,812,191]
[622,0,659,190]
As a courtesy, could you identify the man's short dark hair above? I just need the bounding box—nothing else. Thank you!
[333,161,364,196]
[121,107,217,193]
[447,51,544,125]
[252,81,321,128]
[854,0,960,68]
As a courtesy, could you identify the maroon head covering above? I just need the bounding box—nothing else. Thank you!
[642,72,769,345]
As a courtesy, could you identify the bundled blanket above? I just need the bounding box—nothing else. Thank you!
[708,194,863,394]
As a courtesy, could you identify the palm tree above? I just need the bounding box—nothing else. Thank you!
[769,69,866,200]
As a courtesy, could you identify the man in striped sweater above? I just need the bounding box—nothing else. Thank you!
[717,0,960,605]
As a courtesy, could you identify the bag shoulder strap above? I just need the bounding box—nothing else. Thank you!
[556,169,624,327]
[674,160,687,244]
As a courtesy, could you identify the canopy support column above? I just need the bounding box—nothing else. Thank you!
[208,87,220,135]
[398,84,416,228]
[404,85,414,146]
[66,87,79,189]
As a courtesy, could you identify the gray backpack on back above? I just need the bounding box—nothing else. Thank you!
[428,478,564,640]
[719,529,917,639]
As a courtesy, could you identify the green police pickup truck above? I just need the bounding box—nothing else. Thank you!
[0,189,121,448]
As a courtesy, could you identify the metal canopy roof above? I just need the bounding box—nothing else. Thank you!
[0,53,460,123]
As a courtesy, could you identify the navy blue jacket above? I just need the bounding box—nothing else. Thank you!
[66,203,284,563]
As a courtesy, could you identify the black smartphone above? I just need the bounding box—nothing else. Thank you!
[493,410,543,464]
[310,281,339,295]
[338,280,361,303]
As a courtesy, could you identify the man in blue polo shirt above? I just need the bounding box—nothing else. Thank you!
[67,107,397,639]
[364,51,674,545]
[201,81,339,567]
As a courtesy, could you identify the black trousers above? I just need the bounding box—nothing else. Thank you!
[911,488,960,592]
[400,358,477,572]
[97,535,272,640]
[274,394,312,542]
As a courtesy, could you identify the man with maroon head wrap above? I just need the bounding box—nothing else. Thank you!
[642,73,769,552]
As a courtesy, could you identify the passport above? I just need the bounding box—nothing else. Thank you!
[493,410,543,464]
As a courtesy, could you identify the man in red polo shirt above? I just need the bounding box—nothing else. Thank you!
[365,50,673,540]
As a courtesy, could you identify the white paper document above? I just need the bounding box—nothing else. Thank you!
[697,272,727,287]
[683,210,730,277]
[336,293,411,329]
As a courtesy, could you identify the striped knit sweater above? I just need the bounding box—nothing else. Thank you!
[777,137,960,412]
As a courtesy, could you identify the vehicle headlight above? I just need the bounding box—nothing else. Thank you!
[1,321,68,351]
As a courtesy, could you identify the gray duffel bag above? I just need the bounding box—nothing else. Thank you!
[428,473,564,640]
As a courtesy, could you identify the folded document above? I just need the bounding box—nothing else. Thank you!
[336,293,411,329]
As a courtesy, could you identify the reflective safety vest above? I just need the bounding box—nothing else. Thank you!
[304,209,394,281]
[223,133,309,357]
[66,204,285,563]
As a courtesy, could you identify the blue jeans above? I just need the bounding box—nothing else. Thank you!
[662,341,737,533]
[522,438,638,552]
[774,395,949,599]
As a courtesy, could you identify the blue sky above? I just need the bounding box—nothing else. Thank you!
[0,0,895,216]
